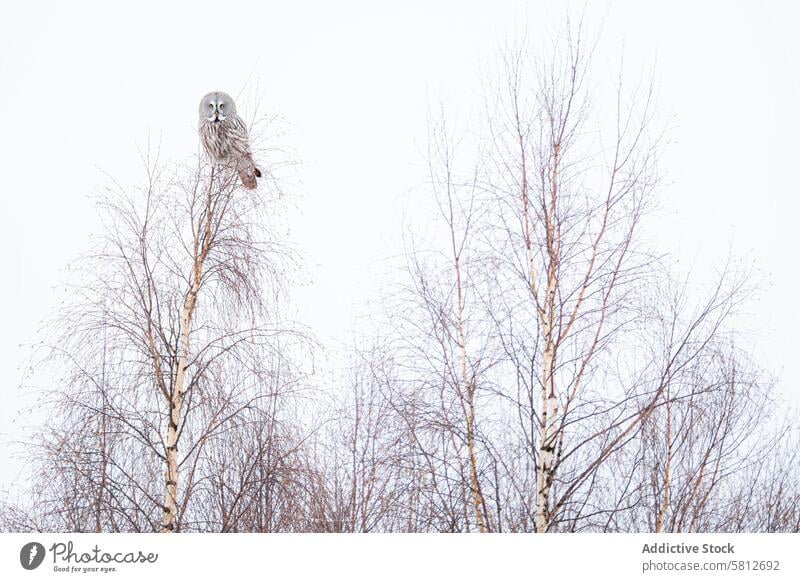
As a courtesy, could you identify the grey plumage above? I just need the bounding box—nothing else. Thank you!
[198,91,261,190]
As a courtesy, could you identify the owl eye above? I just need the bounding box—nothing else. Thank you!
[219,104,225,109]
[208,103,214,109]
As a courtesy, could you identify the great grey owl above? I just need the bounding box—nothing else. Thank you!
[198,91,261,190]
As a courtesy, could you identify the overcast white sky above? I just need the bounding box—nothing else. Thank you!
[1,0,798,490]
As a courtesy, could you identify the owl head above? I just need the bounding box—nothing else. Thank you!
[199,91,237,123]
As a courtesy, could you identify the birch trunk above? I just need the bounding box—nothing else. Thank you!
[535,337,558,532]
[655,389,672,533]
[457,281,486,532]
[464,389,485,531]
[454,238,486,531]
[161,179,214,533]
[534,143,560,533]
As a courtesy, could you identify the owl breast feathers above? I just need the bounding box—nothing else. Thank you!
[198,91,262,190]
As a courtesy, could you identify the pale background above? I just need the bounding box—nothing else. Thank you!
[1,0,798,491]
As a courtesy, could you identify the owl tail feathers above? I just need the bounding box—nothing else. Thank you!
[238,163,259,190]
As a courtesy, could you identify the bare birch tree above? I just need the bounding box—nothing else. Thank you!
[5,120,311,532]
[475,23,666,531]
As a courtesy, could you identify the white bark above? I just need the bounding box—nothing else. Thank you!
[161,181,214,533]
[534,143,561,533]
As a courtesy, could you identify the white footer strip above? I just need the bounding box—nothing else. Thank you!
[1,533,797,581]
